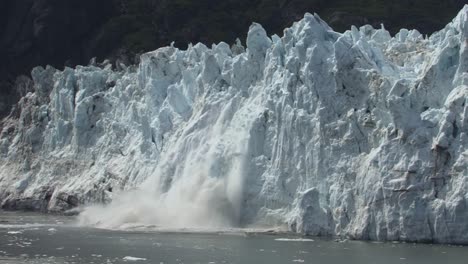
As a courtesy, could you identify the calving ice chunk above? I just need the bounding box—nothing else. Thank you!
[1,5,468,244]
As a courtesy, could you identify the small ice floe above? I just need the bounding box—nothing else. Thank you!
[7,231,23,234]
[275,238,314,242]
[48,228,57,232]
[123,256,147,261]
[293,259,305,263]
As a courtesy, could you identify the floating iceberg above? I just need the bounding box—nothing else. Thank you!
[1,5,468,244]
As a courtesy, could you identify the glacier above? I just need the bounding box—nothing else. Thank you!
[1,6,468,244]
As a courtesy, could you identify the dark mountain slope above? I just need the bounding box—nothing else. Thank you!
[0,0,113,118]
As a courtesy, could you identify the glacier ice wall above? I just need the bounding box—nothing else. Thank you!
[1,6,468,243]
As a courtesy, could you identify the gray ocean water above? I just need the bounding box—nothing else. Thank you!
[0,211,466,264]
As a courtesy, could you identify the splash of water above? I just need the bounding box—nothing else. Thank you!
[78,95,252,230]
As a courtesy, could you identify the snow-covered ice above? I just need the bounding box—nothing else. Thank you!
[1,5,468,243]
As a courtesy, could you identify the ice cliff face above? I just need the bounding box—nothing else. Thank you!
[1,6,468,244]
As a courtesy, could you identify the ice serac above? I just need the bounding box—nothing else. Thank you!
[1,6,468,243]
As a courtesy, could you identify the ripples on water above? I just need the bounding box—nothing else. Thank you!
[1,211,467,264]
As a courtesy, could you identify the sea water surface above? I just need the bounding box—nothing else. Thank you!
[0,211,467,264]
